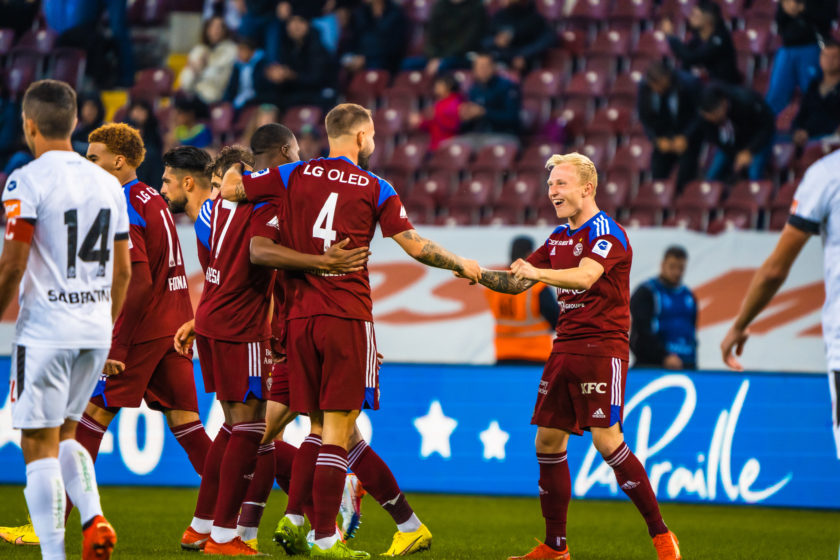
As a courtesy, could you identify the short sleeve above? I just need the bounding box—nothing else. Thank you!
[584,235,628,274]
[526,241,551,269]
[2,171,39,221]
[242,162,303,203]
[195,199,213,251]
[125,197,147,263]
[376,179,414,237]
[113,185,130,240]
[789,160,835,235]
[249,202,283,244]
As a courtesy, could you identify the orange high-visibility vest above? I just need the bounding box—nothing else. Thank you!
[485,284,554,362]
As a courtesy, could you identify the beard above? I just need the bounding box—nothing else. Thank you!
[165,194,187,214]
[357,153,370,170]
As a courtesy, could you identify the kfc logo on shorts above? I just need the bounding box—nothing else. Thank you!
[580,382,606,395]
[573,242,583,256]
[592,239,612,259]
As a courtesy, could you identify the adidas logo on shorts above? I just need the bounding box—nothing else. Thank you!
[592,408,606,419]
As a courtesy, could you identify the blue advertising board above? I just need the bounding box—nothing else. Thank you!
[0,361,837,509]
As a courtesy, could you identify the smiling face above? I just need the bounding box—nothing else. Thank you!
[547,163,592,220]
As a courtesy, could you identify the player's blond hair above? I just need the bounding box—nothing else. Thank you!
[545,152,598,193]
[88,123,146,168]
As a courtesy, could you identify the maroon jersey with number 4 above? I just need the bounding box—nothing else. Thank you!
[527,211,632,360]
[112,179,193,350]
[241,156,413,322]
[194,199,282,342]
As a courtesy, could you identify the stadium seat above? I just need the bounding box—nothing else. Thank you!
[404,0,433,23]
[0,28,15,56]
[609,138,652,175]
[436,208,477,226]
[769,180,798,230]
[565,69,609,100]
[751,67,771,95]
[609,0,654,28]
[596,175,631,217]
[657,0,694,22]
[629,179,677,225]
[373,107,406,139]
[567,0,612,26]
[744,0,777,18]
[589,29,633,59]
[520,96,551,136]
[542,48,573,74]
[6,60,38,98]
[17,28,57,54]
[664,211,706,231]
[635,30,671,59]
[531,202,563,226]
[451,69,473,95]
[347,69,391,109]
[482,206,526,226]
[472,142,519,174]
[673,180,725,231]
[579,137,611,169]
[283,105,324,134]
[719,0,747,20]
[553,97,591,138]
[733,28,770,56]
[209,102,234,143]
[427,138,473,173]
[131,67,174,101]
[518,142,561,171]
[383,139,428,174]
[723,180,773,228]
[382,92,419,115]
[609,72,642,103]
[405,23,426,57]
[387,70,432,100]
[402,189,437,224]
[523,69,563,100]
[496,173,544,210]
[775,101,799,134]
[795,142,840,176]
[232,104,257,137]
[48,48,86,91]
[558,30,588,58]
[536,0,565,21]
[416,171,457,206]
[448,176,495,211]
[707,213,750,234]
[112,104,130,124]
[626,207,658,228]
[586,105,633,138]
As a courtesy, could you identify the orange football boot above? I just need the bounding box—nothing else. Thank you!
[181,526,210,551]
[81,515,116,560]
[508,539,570,560]
[203,536,267,556]
[653,531,682,560]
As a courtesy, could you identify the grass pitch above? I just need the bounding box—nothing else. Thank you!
[0,485,838,559]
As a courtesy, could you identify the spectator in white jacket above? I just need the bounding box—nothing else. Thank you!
[179,15,238,104]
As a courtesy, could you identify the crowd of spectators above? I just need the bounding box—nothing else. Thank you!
[1,0,840,230]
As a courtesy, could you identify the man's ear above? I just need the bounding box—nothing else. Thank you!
[113,154,126,171]
[23,117,37,139]
[183,175,195,193]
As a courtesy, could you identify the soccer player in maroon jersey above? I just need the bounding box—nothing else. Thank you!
[69,125,212,482]
[471,153,681,560]
[220,103,481,559]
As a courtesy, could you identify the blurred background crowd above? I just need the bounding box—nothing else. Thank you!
[0,0,838,231]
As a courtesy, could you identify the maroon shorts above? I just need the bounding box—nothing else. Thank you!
[90,337,198,412]
[531,352,628,435]
[195,335,271,402]
[268,360,290,405]
[287,316,379,414]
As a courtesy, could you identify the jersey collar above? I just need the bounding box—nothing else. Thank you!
[567,211,603,236]
[122,178,140,189]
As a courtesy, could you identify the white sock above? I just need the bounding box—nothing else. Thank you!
[24,458,66,560]
[314,534,339,550]
[286,514,305,527]
[237,525,258,541]
[191,517,212,534]
[210,525,238,544]
[397,513,422,533]
[58,440,102,526]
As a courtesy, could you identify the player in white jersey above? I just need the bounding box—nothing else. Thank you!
[721,149,840,459]
[0,80,131,560]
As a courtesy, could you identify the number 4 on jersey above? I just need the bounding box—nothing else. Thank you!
[313,192,339,251]
[64,209,111,278]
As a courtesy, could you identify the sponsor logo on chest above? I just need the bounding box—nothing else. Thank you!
[302,164,370,186]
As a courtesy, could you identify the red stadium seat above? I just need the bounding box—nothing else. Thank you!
[531,203,563,226]
[0,28,15,56]
[496,173,544,210]
[17,28,57,54]
[517,142,562,173]
[48,48,86,91]
[347,70,391,108]
[565,69,609,99]
[744,0,777,18]
[626,207,658,228]
[635,30,671,59]
[373,107,406,139]
[382,92,419,115]
[536,0,565,21]
[542,48,574,74]
[596,175,632,217]
[553,97,591,138]
[795,142,840,176]
[629,179,677,225]
[673,180,725,231]
[404,0,433,23]
[131,67,174,101]
[583,55,618,81]
[523,69,563,99]
[436,208,477,226]
[609,72,642,102]
[6,57,38,98]
[403,189,437,224]
[609,0,654,27]
[723,180,773,228]
[664,211,706,231]
[609,137,652,174]
[472,142,519,174]
[416,171,457,206]
[769,180,797,230]
[657,0,694,21]
[707,213,750,234]
[448,176,495,210]
[520,96,551,135]
[751,67,771,95]
[283,105,324,134]
[589,29,633,58]
[579,137,610,169]
[558,30,588,58]
[427,138,473,172]
[482,206,526,226]
[586,105,633,137]
[451,69,473,95]
[405,23,426,57]
[112,104,130,124]
[209,102,234,141]
[383,139,428,173]
[718,0,747,19]
[387,70,432,99]
[568,0,612,25]
[733,28,770,55]
[772,142,796,176]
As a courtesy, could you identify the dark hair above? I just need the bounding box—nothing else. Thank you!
[696,0,722,23]
[22,79,77,139]
[699,86,727,113]
[325,103,372,138]
[664,245,688,261]
[511,236,535,262]
[824,39,840,51]
[209,144,254,178]
[434,74,459,94]
[162,146,212,177]
[235,35,260,50]
[202,15,230,46]
[645,61,673,84]
[174,94,209,120]
[251,123,296,155]
[78,92,105,127]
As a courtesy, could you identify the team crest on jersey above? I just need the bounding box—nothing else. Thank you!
[592,239,612,258]
[400,205,407,219]
[250,168,270,178]
[573,242,583,256]
[6,180,16,192]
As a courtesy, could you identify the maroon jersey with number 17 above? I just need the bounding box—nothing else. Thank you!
[193,199,282,342]
[241,157,413,322]
[527,211,632,360]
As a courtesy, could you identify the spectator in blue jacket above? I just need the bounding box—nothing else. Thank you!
[458,53,521,146]
[341,0,407,74]
[223,36,273,112]
[630,246,698,370]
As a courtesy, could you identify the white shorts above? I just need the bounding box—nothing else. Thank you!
[10,344,109,429]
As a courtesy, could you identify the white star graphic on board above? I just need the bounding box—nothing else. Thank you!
[414,400,457,459]
[479,421,509,461]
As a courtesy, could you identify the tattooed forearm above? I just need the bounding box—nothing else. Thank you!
[479,269,535,294]
[233,181,247,201]
[416,239,461,271]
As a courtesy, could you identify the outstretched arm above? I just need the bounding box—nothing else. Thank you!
[220,163,250,202]
[510,257,604,291]
[250,237,370,273]
[478,268,536,294]
[392,229,480,282]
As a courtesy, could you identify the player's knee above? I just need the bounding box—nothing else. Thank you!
[164,409,200,428]
[591,426,624,457]
[534,428,567,453]
[85,402,117,426]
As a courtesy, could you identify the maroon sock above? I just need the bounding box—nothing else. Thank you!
[171,420,212,476]
[238,443,276,528]
[312,444,348,540]
[274,440,297,494]
[286,434,321,517]
[348,440,413,525]
[605,442,668,537]
[76,413,107,462]
[194,424,231,521]
[213,421,265,529]
[537,452,570,551]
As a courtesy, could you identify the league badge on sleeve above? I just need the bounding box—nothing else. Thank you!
[592,239,613,258]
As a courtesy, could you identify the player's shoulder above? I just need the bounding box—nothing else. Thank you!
[801,150,840,190]
[587,211,629,250]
